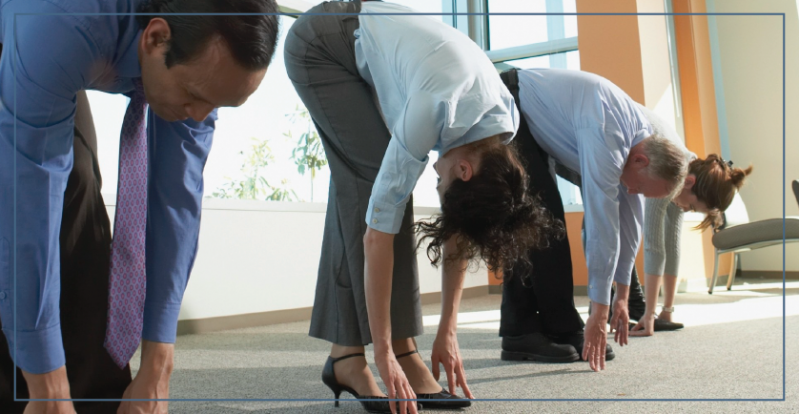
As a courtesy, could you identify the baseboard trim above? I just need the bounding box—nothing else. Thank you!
[420,285,489,305]
[740,270,799,280]
[176,307,314,336]
[479,271,799,298]
[486,284,589,296]
[177,285,490,336]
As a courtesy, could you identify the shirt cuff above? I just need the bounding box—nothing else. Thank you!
[644,249,667,276]
[2,323,65,374]
[588,280,612,306]
[365,198,406,234]
[141,302,181,344]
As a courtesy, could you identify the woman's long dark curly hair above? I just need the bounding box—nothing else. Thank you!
[414,136,564,274]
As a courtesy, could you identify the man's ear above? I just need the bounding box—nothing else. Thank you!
[141,18,171,57]
[632,153,650,168]
[457,159,474,182]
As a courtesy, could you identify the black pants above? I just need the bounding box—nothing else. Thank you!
[556,164,647,318]
[498,69,585,337]
[0,42,131,413]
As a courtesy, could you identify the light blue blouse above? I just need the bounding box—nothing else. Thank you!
[354,1,519,233]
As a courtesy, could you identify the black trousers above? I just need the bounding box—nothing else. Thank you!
[498,69,585,337]
[0,42,131,413]
[555,164,647,317]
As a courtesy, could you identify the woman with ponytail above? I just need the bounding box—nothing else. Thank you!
[629,109,754,337]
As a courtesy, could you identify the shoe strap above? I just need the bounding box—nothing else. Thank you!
[395,349,418,359]
[331,352,365,364]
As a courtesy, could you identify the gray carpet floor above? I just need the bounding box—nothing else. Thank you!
[133,277,799,413]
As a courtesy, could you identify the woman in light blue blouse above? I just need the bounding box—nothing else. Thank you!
[284,1,559,413]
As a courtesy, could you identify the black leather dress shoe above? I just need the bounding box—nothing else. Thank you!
[551,331,615,361]
[501,332,580,363]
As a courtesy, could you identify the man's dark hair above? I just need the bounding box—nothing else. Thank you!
[136,0,280,70]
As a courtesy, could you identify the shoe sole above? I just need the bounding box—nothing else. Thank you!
[654,321,684,332]
[501,350,580,363]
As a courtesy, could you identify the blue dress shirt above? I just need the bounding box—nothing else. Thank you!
[518,68,653,306]
[0,0,215,374]
[354,1,520,233]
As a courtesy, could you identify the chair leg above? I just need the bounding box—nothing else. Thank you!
[709,250,720,294]
[726,253,739,291]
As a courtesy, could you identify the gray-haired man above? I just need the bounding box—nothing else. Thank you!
[498,68,687,372]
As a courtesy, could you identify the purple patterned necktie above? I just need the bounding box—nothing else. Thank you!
[104,78,149,368]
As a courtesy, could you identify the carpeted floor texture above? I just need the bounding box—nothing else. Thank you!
[132,277,799,413]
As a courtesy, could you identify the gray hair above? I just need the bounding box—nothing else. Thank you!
[641,134,689,199]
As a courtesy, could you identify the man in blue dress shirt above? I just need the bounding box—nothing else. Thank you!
[498,68,688,372]
[0,0,279,412]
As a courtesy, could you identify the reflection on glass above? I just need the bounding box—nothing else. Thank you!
[496,50,583,205]
[205,16,333,203]
[502,50,580,70]
[488,0,548,50]
[488,0,578,50]
[563,0,578,38]
[391,0,445,21]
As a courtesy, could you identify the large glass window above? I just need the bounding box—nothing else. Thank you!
[486,0,582,206]
[503,50,580,70]
[90,16,332,204]
[88,2,583,208]
[390,0,445,21]
[487,0,577,50]
[204,16,330,203]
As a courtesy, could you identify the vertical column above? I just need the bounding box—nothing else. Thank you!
[672,0,731,283]
[672,0,721,158]
[575,0,646,103]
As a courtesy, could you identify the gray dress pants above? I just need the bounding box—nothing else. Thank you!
[284,0,423,346]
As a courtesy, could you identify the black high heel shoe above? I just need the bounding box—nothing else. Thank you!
[395,350,472,409]
[322,353,394,413]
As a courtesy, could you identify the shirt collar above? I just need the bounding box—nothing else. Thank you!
[116,31,142,79]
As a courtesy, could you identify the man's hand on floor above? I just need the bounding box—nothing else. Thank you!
[117,341,174,414]
[22,366,77,414]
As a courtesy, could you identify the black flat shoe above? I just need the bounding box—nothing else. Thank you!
[322,353,395,414]
[395,350,471,409]
[416,389,471,409]
[654,319,684,331]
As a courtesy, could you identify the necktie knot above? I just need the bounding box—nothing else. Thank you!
[132,77,145,98]
[130,78,148,110]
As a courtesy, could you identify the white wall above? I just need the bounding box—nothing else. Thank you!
[106,200,488,321]
[711,0,799,272]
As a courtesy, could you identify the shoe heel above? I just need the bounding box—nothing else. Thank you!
[322,356,345,407]
[323,353,372,409]
[325,382,342,407]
